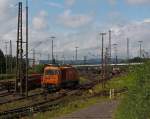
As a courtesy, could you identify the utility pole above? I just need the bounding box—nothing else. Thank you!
[72,55,75,64]
[0,39,3,74]
[9,40,13,73]
[25,0,29,97]
[75,47,79,63]
[138,41,143,58]
[32,49,35,68]
[100,32,106,88]
[31,50,41,67]
[49,36,56,64]
[109,30,111,63]
[62,54,65,64]
[83,56,87,65]
[52,39,54,63]
[5,41,9,80]
[104,48,109,82]
[127,38,130,64]
[16,2,24,95]
[48,54,50,64]
[113,44,118,66]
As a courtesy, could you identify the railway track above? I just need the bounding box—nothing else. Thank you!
[0,70,120,106]
[0,87,128,119]
[0,81,97,119]
[0,91,12,97]
[0,89,80,119]
[0,78,97,105]
[0,92,43,105]
[0,71,110,118]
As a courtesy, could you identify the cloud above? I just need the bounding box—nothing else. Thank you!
[0,0,150,61]
[47,18,150,59]
[48,2,63,8]
[0,0,18,53]
[143,18,150,23]
[58,9,94,28]
[109,19,150,58]
[26,18,150,60]
[126,0,150,4]
[32,10,48,30]
[65,0,76,6]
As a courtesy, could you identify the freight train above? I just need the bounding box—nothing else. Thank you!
[42,64,79,91]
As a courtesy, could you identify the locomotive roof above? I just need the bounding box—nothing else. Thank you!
[44,64,74,70]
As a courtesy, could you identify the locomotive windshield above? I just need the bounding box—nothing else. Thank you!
[45,70,60,75]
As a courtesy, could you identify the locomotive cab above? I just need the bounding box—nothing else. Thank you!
[42,66,61,90]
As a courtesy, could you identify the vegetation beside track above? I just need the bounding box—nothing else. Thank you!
[79,76,90,84]
[26,70,131,119]
[114,62,150,119]
[28,95,107,119]
[0,66,137,119]
[0,74,15,80]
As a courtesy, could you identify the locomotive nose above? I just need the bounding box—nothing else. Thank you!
[45,75,57,80]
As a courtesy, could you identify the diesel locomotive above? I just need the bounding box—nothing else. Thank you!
[42,65,79,91]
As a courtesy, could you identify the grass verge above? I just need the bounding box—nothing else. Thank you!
[28,96,107,119]
[114,62,150,119]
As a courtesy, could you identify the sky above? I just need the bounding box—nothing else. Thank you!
[0,0,150,61]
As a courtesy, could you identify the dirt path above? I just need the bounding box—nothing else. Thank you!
[57,100,118,119]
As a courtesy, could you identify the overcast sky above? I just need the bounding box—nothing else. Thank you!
[0,0,150,61]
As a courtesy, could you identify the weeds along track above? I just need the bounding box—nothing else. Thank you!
[0,85,128,119]
[0,82,96,119]
[0,79,128,119]
[0,92,67,119]
[0,72,98,105]
[0,80,96,105]
[0,92,45,105]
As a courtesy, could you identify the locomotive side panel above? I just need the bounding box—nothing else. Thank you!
[60,67,79,87]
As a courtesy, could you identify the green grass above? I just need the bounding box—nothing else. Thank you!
[31,96,107,119]
[114,62,150,119]
[107,73,135,89]
[79,76,90,84]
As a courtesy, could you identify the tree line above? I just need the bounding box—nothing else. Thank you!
[0,49,16,74]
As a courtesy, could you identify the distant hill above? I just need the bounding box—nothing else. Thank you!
[39,58,123,65]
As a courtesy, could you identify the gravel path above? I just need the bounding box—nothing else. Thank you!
[57,100,118,119]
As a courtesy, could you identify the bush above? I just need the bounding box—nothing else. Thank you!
[33,64,45,74]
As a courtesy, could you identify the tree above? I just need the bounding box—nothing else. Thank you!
[0,49,6,74]
[34,64,45,74]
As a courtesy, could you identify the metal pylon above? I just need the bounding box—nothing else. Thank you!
[15,2,24,95]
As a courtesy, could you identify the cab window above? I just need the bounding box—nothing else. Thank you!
[45,70,60,75]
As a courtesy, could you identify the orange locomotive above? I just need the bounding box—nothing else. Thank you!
[42,65,79,91]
